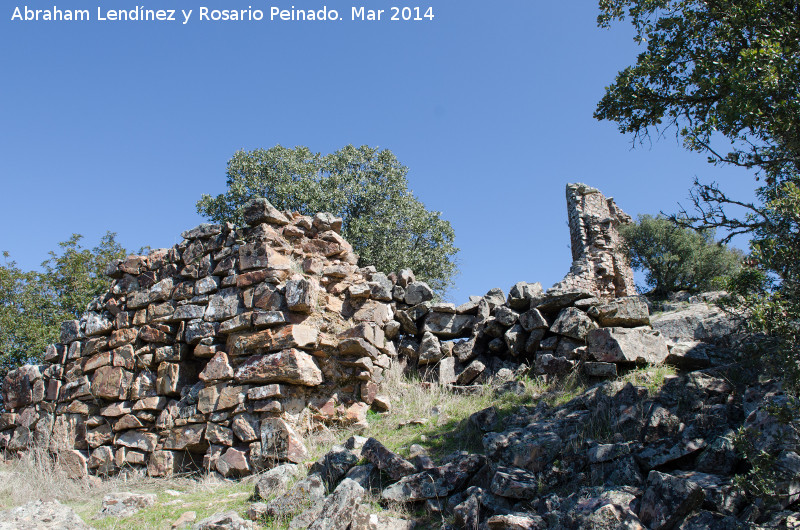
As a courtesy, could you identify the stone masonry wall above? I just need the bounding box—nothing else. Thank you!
[0,184,662,479]
[550,183,636,299]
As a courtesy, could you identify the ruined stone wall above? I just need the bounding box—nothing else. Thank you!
[550,183,636,300]
[0,199,413,478]
[0,184,650,478]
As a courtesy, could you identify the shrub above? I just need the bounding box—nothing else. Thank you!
[619,214,742,297]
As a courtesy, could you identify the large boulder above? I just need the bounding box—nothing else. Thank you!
[308,479,365,530]
[588,327,669,364]
[381,454,485,502]
[550,307,597,342]
[639,470,705,530]
[650,303,738,344]
[588,296,650,327]
[97,492,157,518]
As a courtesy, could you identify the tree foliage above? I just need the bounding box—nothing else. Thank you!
[596,0,800,184]
[620,214,741,296]
[197,145,459,294]
[0,233,126,376]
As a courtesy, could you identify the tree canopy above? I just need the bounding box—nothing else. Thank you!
[596,0,800,184]
[197,145,459,294]
[0,233,126,376]
[619,214,741,296]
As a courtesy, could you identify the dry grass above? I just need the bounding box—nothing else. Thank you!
[0,446,254,528]
[0,362,677,528]
[359,363,552,460]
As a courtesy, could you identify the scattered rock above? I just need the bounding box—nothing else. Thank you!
[0,500,92,529]
[98,492,157,518]
[191,510,256,530]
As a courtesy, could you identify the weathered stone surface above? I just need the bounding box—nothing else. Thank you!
[381,453,486,502]
[260,417,308,463]
[156,362,193,396]
[252,310,287,328]
[216,447,250,477]
[0,500,92,529]
[164,424,206,451]
[588,296,650,327]
[138,324,173,344]
[88,446,115,475]
[338,338,381,360]
[116,430,158,452]
[197,384,247,413]
[58,449,88,479]
[285,278,316,313]
[262,474,326,518]
[308,479,364,530]
[588,327,669,364]
[650,303,737,344]
[98,492,157,518]
[205,288,244,322]
[198,351,234,382]
[234,349,322,386]
[185,320,218,344]
[85,312,114,337]
[504,324,526,356]
[583,361,618,378]
[91,366,133,400]
[456,360,486,385]
[665,341,713,370]
[490,466,539,500]
[549,183,636,300]
[182,223,222,240]
[191,510,256,530]
[507,282,543,310]
[494,306,519,327]
[404,281,434,305]
[438,356,457,386]
[417,332,442,365]
[453,493,480,529]
[351,505,414,530]
[486,513,543,530]
[254,463,299,499]
[231,413,259,443]
[229,325,318,355]
[639,470,705,530]
[243,198,290,226]
[310,445,360,489]
[147,450,179,477]
[3,367,36,409]
[362,437,417,481]
[239,242,290,271]
[550,307,597,342]
[423,312,476,339]
[205,423,234,446]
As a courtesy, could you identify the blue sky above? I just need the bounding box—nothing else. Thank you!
[1,1,758,302]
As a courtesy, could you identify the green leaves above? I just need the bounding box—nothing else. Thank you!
[197,145,459,294]
[0,232,126,376]
[596,0,800,183]
[619,214,742,296]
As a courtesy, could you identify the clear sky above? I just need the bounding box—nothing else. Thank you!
[1,1,758,303]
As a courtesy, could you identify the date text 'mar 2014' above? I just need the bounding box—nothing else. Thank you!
[352,6,434,21]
